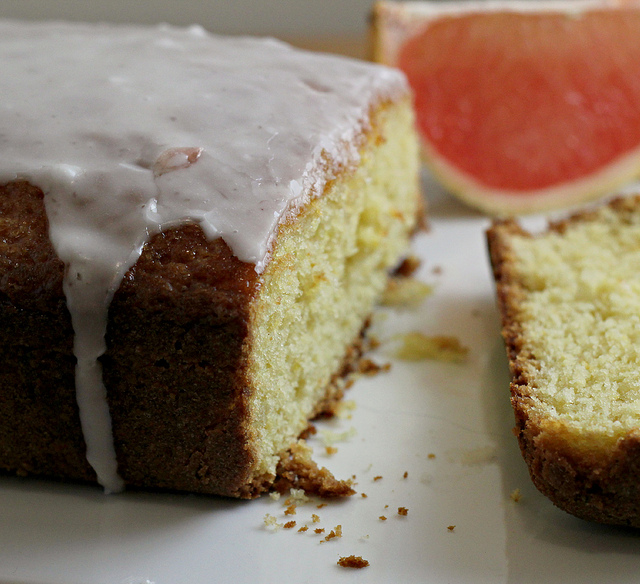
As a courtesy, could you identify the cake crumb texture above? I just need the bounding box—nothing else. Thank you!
[488,195,640,527]
[337,555,369,569]
[272,441,355,498]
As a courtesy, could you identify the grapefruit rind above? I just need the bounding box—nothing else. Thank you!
[373,0,640,215]
[423,136,640,215]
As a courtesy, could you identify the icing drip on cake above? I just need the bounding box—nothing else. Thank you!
[0,21,407,492]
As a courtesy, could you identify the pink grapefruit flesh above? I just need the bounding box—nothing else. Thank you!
[377,3,640,214]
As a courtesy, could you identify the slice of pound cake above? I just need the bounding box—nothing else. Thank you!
[0,21,422,497]
[488,196,640,527]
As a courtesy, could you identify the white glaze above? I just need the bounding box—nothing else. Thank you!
[0,20,407,491]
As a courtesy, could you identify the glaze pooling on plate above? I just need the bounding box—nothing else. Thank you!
[0,20,408,491]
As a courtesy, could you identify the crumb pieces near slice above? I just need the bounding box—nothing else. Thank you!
[338,555,370,569]
[361,493,368,498]
[283,521,296,529]
[510,488,522,502]
[298,525,309,533]
[379,516,387,521]
[381,277,433,308]
[312,514,321,523]
[334,399,357,420]
[428,453,436,459]
[367,335,381,350]
[403,471,408,479]
[299,424,317,440]
[284,505,297,516]
[393,255,422,277]
[325,446,338,455]
[321,525,343,543]
[320,427,357,446]
[264,514,283,530]
[393,332,469,363]
[447,525,456,532]
[398,507,408,516]
[315,528,325,534]
[286,488,309,505]
[269,491,281,501]
[373,475,383,482]
[358,358,391,376]
[316,503,327,509]
[273,439,355,497]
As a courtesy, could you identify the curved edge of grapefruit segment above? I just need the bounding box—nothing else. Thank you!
[373,0,640,215]
[423,138,640,215]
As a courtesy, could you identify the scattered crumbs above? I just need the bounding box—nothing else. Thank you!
[315,528,325,534]
[361,493,368,498]
[263,514,282,530]
[299,424,317,440]
[351,474,357,480]
[379,516,387,521]
[381,277,433,308]
[337,555,370,569]
[393,332,469,363]
[288,488,309,503]
[398,507,408,516]
[316,503,327,510]
[358,358,391,376]
[298,525,309,533]
[368,335,381,350]
[321,525,343,543]
[334,399,357,420]
[432,265,443,276]
[325,446,338,456]
[447,525,456,532]
[284,505,297,516]
[393,254,421,277]
[510,488,522,503]
[312,514,321,523]
[320,427,357,446]
[283,521,297,529]
[428,453,436,460]
[384,505,389,509]
[373,476,383,482]
[269,491,281,501]
[403,471,408,479]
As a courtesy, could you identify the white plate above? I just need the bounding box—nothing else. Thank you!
[2,174,639,584]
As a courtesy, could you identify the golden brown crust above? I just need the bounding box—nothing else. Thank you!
[0,180,264,495]
[272,440,355,498]
[487,199,640,527]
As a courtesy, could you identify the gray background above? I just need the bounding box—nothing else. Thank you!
[0,0,380,36]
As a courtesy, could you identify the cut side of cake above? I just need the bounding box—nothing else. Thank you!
[0,21,422,497]
[488,196,640,526]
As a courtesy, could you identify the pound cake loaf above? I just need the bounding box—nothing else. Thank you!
[0,21,422,497]
[488,196,640,527]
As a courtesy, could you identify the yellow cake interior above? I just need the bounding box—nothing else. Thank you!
[508,205,640,446]
[245,97,421,480]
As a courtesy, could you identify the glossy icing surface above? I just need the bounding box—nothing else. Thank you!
[0,20,407,491]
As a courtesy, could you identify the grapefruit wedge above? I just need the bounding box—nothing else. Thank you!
[373,0,640,214]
